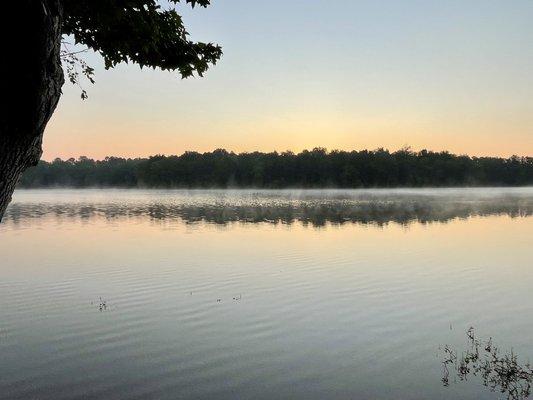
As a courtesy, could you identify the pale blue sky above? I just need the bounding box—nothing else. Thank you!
[46,0,533,159]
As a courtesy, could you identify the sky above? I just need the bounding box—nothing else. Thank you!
[44,0,533,160]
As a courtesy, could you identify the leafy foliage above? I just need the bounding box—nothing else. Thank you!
[61,0,222,79]
[60,41,95,99]
[18,149,533,188]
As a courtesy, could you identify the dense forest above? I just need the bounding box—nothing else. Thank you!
[18,148,533,188]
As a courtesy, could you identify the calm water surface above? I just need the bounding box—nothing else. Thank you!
[1,189,532,400]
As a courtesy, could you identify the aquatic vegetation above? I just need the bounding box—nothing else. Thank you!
[90,297,109,312]
[441,328,532,400]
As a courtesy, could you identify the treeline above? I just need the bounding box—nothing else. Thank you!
[19,148,533,188]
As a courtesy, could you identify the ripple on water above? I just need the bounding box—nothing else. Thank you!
[0,189,532,400]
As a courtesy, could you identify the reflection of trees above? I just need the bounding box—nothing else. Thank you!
[441,328,532,400]
[4,193,533,227]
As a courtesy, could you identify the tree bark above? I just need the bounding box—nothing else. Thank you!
[0,0,64,220]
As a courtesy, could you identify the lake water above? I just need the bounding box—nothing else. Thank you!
[1,188,532,400]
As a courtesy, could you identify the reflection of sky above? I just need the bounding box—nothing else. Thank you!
[1,189,532,399]
[2,191,532,298]
[46,0,533,159]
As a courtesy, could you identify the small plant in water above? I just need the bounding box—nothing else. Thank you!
[98,297,107,311]
[90,297,109,312]
[441,327,532,400]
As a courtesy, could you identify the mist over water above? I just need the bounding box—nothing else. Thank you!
[1,188,532,400]
[4,188,533,227]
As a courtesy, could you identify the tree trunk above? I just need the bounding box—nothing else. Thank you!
[0,0,64,220]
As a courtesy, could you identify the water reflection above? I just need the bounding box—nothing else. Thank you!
[3,189,533,227]
[1,189,532,400]
[441,328,533,400]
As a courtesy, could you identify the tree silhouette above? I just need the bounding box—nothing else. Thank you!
[18,149,533,189]
[0,0,222,220]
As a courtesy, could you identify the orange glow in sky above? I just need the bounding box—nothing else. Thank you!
[43,1,533,160]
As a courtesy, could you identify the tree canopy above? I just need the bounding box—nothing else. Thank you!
[19,149,533,188]
[62,0,222,78]
[0,0,222,220]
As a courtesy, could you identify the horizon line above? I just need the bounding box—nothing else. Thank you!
[41,147,532,162]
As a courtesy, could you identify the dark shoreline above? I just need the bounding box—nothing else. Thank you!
[19,149,533,189]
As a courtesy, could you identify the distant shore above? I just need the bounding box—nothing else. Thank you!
[19,148,533,188]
